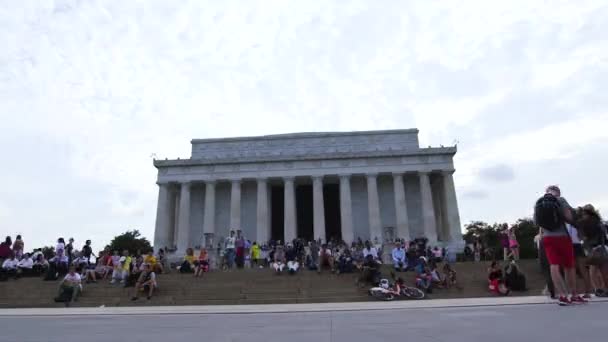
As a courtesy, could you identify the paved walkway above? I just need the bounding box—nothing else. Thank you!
[1,295,606,316]
[0,299,606,342]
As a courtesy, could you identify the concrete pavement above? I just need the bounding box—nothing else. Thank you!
[0,298,607,342]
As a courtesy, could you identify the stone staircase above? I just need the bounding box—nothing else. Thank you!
[0,260,548,308]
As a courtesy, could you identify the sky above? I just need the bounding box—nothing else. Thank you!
[1,0,607,253]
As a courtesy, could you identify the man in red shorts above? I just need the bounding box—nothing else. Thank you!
[537,185,587,306]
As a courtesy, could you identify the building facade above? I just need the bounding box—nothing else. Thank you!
[153,129,463,252]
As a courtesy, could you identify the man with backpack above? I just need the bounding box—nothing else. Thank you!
[534,185,587,306]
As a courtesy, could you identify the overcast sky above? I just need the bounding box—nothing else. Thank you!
[1,1,607,252]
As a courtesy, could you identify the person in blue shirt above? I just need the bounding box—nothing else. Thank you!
[392,243,406,272]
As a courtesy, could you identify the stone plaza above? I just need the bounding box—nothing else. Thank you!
[153,129,464,252]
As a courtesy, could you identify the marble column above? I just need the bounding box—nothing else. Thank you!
[202,180,216,235]
[366,173,382,241]
[312,176,326,242]
[442,171,463,242]
[256,178,270,244]
[283,177,297,243]
[153,183,172,249]
[419,172,438,243]
[173,190,180,247]
[392,173,411,241]
[229,179,241,231]
[339,174,354,244]
[176,182,191,252]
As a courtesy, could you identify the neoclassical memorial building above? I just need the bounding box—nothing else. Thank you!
[153,129,464,252]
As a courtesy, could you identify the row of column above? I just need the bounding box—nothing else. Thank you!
[154,172,461,252]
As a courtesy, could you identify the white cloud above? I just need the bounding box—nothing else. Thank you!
[1,1,607,249]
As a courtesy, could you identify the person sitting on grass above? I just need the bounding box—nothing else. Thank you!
[442,263,459,289]
[131,263,157,301]
[194,248,209,277]
[179,248,196,273]
[488,261,510,296]
[504,259,527,292]
[55,266,82,306]
[415,257,434,293]
[16,253,34,277]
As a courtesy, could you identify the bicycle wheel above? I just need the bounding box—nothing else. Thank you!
[402,287,425,299]
[370,289,394,301]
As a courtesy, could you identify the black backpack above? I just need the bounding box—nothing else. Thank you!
[534,194,563,231]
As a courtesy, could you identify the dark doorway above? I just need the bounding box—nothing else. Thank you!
[296,185,313,241]
[270,185,284,242]
[324,184,342,242]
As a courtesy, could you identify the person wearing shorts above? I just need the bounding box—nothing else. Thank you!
[540,185,586,306]
[566,223,592,298]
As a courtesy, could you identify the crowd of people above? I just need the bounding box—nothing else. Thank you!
[2,184,605,307]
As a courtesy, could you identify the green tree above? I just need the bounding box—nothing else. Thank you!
[511,218,538,259]
[106,230,152,255]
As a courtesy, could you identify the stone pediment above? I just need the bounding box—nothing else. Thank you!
[190,129,420,162]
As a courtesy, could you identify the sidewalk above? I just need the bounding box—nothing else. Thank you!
[1,296,606,316]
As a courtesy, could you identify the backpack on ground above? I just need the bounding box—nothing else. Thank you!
[534,194,563,231]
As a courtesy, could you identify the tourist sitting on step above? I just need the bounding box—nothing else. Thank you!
[307,241,320,271]
[0,253,18,280]
[111,250,132,286]
[16,253,34,277]
[362,241,379,262]
[144,250,164,274]
[32,254,49,276]
[285,244,299,275]
[194,248,209,277]
[273,245,286,274]
[336,248,354,274]
[84,251,106,283]
[131,263,157,301]
[318,244,335,273]
[55,266,82,306]
[46,253,69,280]
[179,248,196,273]
[392,243,407,272]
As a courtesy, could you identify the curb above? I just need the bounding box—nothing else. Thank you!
[1,296,607,317]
